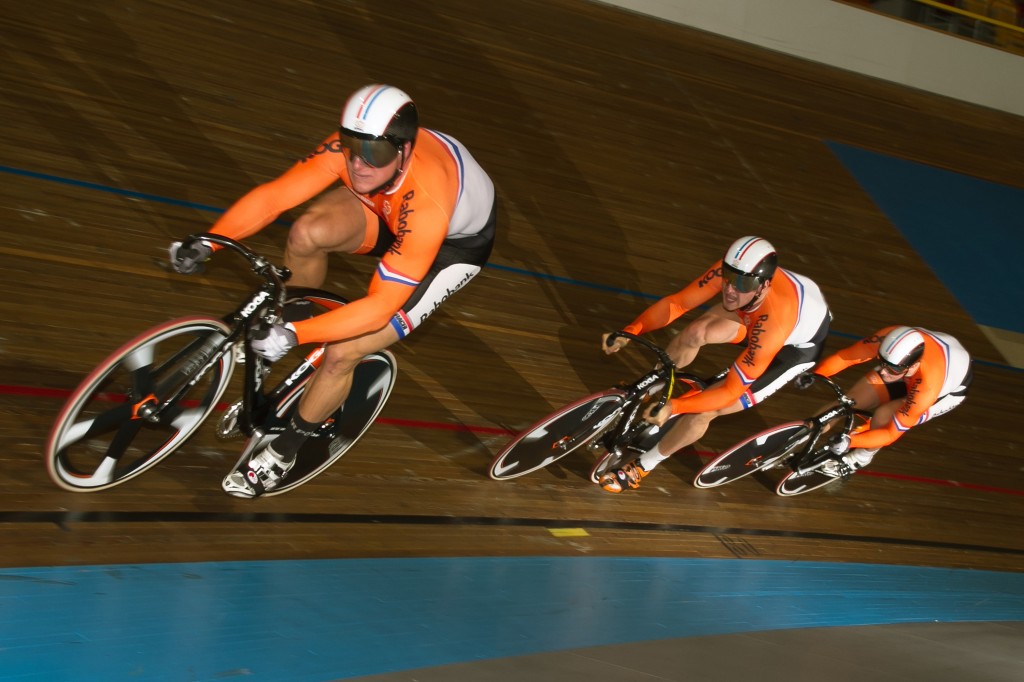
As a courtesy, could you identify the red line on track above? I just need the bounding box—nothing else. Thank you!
[9,384,1020,496]
[2,384,514,436]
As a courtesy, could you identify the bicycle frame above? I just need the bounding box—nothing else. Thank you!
[591,333,727,460]
[786,375,872,475]
[132,234,287,435]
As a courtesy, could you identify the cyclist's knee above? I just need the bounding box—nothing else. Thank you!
[675,410,717,431]
[317,343,364,376]
[289,203,365,256]
[668,325,706,358]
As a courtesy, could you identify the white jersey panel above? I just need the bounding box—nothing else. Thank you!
[422,129,495,239]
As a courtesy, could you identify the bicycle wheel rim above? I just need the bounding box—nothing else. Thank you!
[694,421,809,488]
[490,390,625,480]
[263,349,397,496]
[776,465,843,496]
[46,317,234,491]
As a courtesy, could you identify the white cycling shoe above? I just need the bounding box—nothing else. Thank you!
[222,438,295,498]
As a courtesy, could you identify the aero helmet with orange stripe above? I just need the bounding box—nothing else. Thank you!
[721,236,778,293]
[878,326,925,373]
[339,84,418,168]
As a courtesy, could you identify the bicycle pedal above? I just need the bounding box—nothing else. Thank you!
[216,400,244,439]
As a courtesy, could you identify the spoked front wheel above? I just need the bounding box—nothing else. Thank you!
[46,316,235,492]
[489,390,625,480]
[693,421,810,489]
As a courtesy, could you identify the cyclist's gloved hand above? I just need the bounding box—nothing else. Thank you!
[251,322,298,362]
[793,372,817,391]
[602,332,630,355]
[827,433,851,456]
[643,402,672,428]
[169,240,212,275]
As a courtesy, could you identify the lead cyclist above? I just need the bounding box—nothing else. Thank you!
[169,84,496,497]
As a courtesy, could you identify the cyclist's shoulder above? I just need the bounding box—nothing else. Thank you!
[296,130,345,167]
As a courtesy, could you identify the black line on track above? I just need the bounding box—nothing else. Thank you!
[2,510,1022,557]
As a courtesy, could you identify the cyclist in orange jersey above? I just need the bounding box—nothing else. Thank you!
[169,84,496,497]
[600,236,832,493]
[797,325,973,478]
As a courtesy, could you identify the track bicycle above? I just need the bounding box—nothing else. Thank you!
[45,233,396,497]
[693,374,871,496]
[489,332,725,483]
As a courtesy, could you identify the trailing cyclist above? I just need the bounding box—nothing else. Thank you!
[796,325,973,478]
[599,236,832,493]
[169,84,496,497]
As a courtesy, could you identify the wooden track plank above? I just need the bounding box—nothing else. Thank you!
[0,0,1021,572]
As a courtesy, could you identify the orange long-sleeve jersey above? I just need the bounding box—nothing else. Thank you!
[209,128,494,345]
[814,326,972,449]
[624,261,830,416]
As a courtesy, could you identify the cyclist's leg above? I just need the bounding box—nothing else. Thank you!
[825,372,895,473]
[232,223,493,494]
[292,215,493,431]
[602,331,825,492]
[599,313,743,492]
[285,188,381,288]
[837,369,969,473]
[649,335,821,468]
[297,325,400,425]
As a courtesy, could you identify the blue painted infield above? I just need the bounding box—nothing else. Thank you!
[2,556,1023,681]
[826,142,1024,334]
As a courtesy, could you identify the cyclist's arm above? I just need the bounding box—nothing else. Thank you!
[623,262,721,335]
[667,368,747,414]
[290,197,450,345]
[209,134,343,241]
[667,310,789,414]
[814,325,899,377]
[850,358,944,449]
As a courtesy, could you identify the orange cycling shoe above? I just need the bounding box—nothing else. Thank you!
[600,459,649,493]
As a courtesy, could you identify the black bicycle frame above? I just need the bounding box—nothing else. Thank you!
[788,374,871,474]
[149,233,294,435]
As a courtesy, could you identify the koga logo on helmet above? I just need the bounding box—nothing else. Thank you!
[241,291,270,317]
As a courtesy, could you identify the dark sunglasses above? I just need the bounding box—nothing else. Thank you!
[339,130,401,168]
[878,359,912,375]
[720,265,763,294]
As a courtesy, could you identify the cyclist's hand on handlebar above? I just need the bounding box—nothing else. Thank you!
[169,240,212,275]
[793,372,817,391]
[251,322,298,362]
[643,402,672,428]
[827,433,851,456]
[602,332,630,355]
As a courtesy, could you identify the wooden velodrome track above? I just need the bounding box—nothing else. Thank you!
[1,0,1022,574]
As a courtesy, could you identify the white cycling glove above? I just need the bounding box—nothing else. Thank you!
[827,433,851,456]
[251,323,298,362]
[169,240,212,275]
[793,372,816,390]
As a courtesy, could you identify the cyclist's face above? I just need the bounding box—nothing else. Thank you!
[721,279,759,311]
[345,145,404,193]
[878,361,919,382]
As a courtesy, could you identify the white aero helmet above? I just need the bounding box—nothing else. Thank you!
[721,236,778,293]
[879,326,926,372]
[339,84,418,167]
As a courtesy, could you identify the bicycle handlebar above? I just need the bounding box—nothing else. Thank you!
[607,331,676,370]
[182,233,291,287]
[806,373,856,407]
